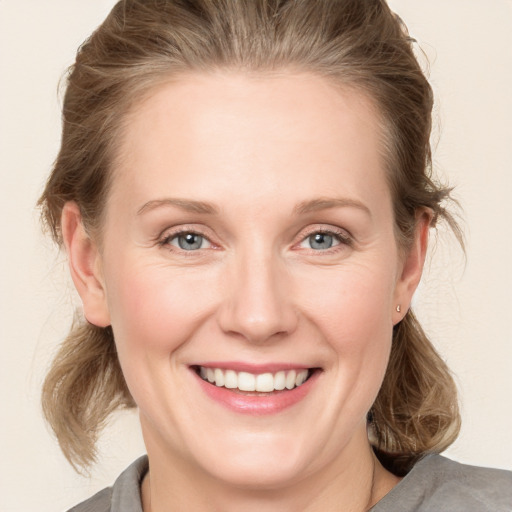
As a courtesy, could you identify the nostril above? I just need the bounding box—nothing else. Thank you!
[218,311,298,345]
[216,265,298,344]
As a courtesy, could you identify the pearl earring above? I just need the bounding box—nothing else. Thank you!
[396,304,401,313]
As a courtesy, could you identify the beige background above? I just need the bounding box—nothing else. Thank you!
[1,1,511,510]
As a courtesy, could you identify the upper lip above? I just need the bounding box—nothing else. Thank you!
[191,362,315,374]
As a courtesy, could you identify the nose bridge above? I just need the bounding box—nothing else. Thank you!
[218,244,297,343]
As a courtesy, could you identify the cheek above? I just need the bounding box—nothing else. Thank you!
[103,262,221,417]
[300,263,396,345]
[299,264,396,401]
[104,261,217,362]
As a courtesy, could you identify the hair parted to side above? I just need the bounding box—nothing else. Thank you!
[39,0,461,475]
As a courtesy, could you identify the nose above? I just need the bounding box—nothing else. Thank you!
[217,249,298,344]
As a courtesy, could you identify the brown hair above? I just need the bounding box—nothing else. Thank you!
[39,0,461,475]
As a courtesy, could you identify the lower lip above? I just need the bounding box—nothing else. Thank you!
[192,369,320,415]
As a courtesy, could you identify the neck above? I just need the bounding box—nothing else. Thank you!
[141,426,400,512]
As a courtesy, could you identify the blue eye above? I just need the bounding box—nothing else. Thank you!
[299,231,344,251]
[168,232,211,251]
[309,233,338,250]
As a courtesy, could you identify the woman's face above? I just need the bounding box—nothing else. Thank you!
[73,72,425,488]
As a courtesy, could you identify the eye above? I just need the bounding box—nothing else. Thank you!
[304,232,339,250]
[165,232,212,251]
[298,229,350,251]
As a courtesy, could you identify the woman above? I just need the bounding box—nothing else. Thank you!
[38,0,512,510]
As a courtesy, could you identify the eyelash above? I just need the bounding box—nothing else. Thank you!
[158,227,213,252]
[157,226,352,253]
[299,227,353,252]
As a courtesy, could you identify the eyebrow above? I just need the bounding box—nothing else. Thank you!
[137,196,371,217]
[137,198,219,215]
[294,197,371,216]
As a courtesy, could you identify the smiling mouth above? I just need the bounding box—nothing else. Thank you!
[193,366,316,394]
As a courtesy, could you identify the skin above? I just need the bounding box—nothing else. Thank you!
[62,72,430,511]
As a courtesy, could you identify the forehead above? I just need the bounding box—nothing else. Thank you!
[110,71,389,215]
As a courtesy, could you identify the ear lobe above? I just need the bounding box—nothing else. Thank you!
[61,202,111,328]
[392,210,432,324]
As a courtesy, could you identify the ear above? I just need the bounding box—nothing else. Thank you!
[392,210,431,325]
[61,202,111,327]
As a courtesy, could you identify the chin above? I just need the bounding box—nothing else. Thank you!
[182,426,334,491]
[202,452,309,490]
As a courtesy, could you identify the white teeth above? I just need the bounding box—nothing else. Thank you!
[274,371,286,390]
[198,367,311,392]
[285,370,296,390]
[214,368,224,387]
[224,369,238,389]
[238,372,256,391]
[296,370,307,387]
[256,373,274,392]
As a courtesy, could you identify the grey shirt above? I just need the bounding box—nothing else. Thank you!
[68,454,512,511]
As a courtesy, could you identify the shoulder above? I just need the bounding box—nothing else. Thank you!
[67,455,148,512]
[373,454,512,512]
[67,487,112,512]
